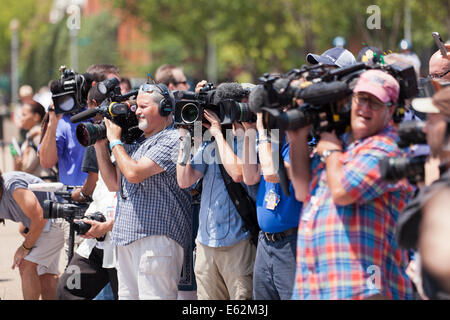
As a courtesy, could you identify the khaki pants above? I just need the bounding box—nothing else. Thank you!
[195,239,256,300]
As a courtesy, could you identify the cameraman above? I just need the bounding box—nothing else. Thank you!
[0,171,64,300]
[94,82,192,300]
[176,83,258,300]
[56,84,118,300]
[241,113,303,300]
[398,87,450,299]
[288,70,414,300]
[38,64,120,265]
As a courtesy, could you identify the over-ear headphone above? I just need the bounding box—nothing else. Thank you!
[155,83,175,117]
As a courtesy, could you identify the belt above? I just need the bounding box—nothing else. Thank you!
[264,227,298,242]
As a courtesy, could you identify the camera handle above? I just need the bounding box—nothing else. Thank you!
[67,218,76,267]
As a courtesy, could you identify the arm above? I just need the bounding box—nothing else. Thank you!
[39,110,61,169]
[71,172,99,202]
[203,110,244,183]
[176,128,203,189]
[242,121,261,186]
[286,126,311,202]
[94,139,120,192]
[316,131,354,206]
[11,188,47,269]
[104,118,165,184]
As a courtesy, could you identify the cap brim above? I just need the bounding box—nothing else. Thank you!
[354,84,391,104]
[306,53,335,66]
[412,98,440,114]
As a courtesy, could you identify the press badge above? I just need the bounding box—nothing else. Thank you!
[265,189,280,210]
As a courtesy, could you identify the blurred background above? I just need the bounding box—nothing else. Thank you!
[0,0,448,172]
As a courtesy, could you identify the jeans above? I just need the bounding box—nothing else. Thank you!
[253,230,297,300]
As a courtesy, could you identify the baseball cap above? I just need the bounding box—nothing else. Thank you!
[353,70,400,104]
[412,87,450,116]
[357,46,383,64]
[306,47,356,68]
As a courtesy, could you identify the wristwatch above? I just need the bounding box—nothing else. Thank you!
[320,149,342,162]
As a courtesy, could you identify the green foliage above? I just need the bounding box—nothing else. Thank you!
[22,10,119,90]
[114,0,449,81]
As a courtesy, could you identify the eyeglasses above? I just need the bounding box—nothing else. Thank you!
[429,69,450,80]
[353,94,392,111]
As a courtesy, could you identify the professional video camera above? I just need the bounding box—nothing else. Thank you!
[248,61,419,135]
[174,82,255,128]
[70,77,142,146]
[29,182,106,264]
[50,66,94,114]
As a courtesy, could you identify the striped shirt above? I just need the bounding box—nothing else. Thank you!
[111,125,192,250]
[292,124,414,300]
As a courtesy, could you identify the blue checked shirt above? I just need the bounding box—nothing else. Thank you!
[111,125,192,249]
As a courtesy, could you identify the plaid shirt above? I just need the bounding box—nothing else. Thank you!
[111,125,192,249]
[292,124,414,300]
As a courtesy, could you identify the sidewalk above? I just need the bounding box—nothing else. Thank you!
[0,220,66,300]
[0,220,25,300]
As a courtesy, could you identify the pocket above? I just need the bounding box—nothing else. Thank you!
[139,247,173,276]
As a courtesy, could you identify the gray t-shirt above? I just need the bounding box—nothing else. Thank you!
[0,171,55,228]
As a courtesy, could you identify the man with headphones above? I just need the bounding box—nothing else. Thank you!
[93,82,192,299]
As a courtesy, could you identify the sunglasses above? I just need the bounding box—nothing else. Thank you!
[139,83,163,94]
[172,80,188,86]
[353,94,392,111]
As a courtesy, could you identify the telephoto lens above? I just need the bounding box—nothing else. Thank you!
[76,122,107,147]
[379,155,427,183]
[181,103,201,124]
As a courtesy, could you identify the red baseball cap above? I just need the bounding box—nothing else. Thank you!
[354,70,400,104]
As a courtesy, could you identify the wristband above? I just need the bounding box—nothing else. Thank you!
[22,243,32,251]
[79,190,92,201]
[109,140,123,151]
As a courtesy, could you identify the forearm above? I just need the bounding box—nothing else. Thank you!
[325,153,355,206]
[288,133,311,202]
[39,120,59,168]
[214,132,244,182]
[81,172,99,196]
[243,131,260,185]
[23,217,47,249]
[94,141,119,191]
[111,144,144,184]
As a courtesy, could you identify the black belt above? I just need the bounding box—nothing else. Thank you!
[264,227,298,242]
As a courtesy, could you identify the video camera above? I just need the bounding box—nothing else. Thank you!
[50,66,94,114]
[248,61,418,136]
[29,182,106,264]
[174,82,255,129]
[70,77,142,146]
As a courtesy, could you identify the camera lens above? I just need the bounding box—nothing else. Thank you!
[181,103,200,124]
[76,122,107,147]
[73,221,91,235]
[379,156,426,183]
[56,95,75,112]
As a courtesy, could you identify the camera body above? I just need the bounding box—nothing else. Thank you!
[174,83,255,128]
[50,66,93,114]
[71,77,142,146]
[248,61,418,136]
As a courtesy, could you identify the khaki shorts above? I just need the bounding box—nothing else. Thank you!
[24,221,64,276]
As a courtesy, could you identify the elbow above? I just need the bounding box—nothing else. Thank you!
[125,173,142,185]
[330,190,355,206]
[263,174,279,184]
[294,188,308,202]
[177,176,193,189]
[243,175,260,186]
[107,184,119,193]
[40,158,55,169]
[231,173,244,183]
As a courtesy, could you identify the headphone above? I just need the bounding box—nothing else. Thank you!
[155,83,175,117]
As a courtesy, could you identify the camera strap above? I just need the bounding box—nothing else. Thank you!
[217,162,260,247]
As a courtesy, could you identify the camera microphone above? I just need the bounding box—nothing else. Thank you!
[248,85,270,113]
[28,182,65,192]
[213,83,246,105]
[70,108,99,123]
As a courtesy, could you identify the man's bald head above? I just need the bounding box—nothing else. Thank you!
[429,44,450,81]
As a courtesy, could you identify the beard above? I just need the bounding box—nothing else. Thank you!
[138,118,148,131]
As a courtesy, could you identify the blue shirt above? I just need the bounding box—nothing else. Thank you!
[191,135,258,247]
[256,141,302,233]
[55,113,88,185]
[112,126,192,249]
